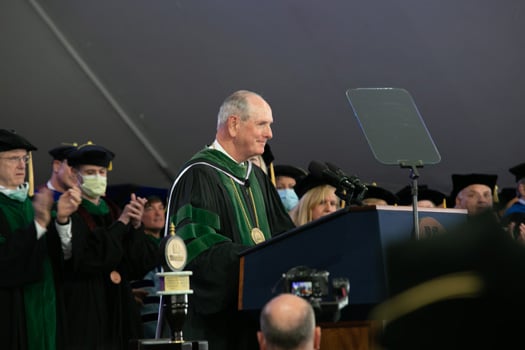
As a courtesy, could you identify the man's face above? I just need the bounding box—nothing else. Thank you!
[233,95,273,161]
[142,200,166,231]
[0,149,28,189]
[54,159,77,190]
[455,184,493,215]
[518,182,525,198]
[75,164,108,179]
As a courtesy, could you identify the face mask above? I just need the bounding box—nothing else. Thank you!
[80,174,107,198]
[1,182,29,202]
[278,188,299,211]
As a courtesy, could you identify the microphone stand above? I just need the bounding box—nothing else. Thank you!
[401,162,422,240]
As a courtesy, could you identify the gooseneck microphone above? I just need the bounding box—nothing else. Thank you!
[308,161,355,191]
[325,162,367,192]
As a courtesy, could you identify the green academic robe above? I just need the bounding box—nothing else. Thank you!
[167,148,295,350]
[0,193,65,350]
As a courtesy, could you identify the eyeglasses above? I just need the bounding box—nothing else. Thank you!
[0,155,30,164]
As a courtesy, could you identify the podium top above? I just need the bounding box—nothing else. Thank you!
[239,205,466,257]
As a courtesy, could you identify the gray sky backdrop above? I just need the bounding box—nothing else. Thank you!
[2,0,524,199]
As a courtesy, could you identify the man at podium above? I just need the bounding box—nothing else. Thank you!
[166,90,295,350]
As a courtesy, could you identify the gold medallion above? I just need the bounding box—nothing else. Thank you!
[251,227,266,244]
[165,235,188,272]
[110,270,121,284]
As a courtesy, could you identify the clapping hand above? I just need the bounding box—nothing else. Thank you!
[33,187,54,228]
[119,193,147,229]
[56,186,82,224]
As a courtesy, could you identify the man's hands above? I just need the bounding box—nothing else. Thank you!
[119,193,147,229]
[56,187,82,224]
[33,188,54,228]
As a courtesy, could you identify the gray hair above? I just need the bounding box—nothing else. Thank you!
[216,90,262,129]
[260,299,316,349]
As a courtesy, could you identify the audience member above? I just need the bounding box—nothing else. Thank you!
[0,129,80,350]
[502,163,525,218]
[372,211,525,350]
[396,184,447,208]
[448,173,498,216]
[165,90,295,350]
[61,142,159,349]
[249,154,268,174]
[361,183,399,206]
[274,164,307,212]
[42,143,78,201]
[289,173,341,226]
[258,293,321,350]
[249,143,275,180]
[500,163,525,240]
[130,195,169,338]
[496,187,518,219]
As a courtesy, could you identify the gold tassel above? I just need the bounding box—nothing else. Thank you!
[442,198,447,208]
[28,151,34,197]
[493,184,499,203]
[269,163,276,187]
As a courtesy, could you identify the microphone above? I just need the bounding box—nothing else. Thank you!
[308,161,355,191]
[325,162,367,191]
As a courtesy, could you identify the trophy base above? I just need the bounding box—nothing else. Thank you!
[129,339,208,350]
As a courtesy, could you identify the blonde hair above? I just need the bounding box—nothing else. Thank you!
[290,184,339,226]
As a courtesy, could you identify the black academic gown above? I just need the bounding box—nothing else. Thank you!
[0,201,66,350]
[62,199,159,350]
[167,151,295,350]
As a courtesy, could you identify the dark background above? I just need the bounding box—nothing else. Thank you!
[2,0,524,198]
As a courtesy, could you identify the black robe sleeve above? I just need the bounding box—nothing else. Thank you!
[169,164,294,315]
[0,211,46,287]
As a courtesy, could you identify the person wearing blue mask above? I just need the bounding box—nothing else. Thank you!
[274,164,307,212]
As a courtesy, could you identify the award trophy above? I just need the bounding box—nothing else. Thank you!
[131,224,208,350]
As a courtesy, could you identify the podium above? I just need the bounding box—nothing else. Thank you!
[238,205,466,349]
[239,205,467,310]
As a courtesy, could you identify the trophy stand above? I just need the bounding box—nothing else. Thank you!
[157,271,193,343]
[130,226,208,350]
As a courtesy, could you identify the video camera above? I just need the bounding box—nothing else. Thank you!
[282,266,350,322]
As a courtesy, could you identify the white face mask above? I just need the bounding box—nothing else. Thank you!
[80,174,107,198]
[1,182,29,202]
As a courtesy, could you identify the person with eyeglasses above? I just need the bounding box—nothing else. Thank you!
[0,129,81,350]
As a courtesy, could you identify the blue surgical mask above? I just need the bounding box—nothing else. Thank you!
[277,188,299,211]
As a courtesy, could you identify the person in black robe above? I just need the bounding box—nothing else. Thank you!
[0,129,81,350]
[38,143,78,202]
[166,90,295,350]
[61,142,159,350]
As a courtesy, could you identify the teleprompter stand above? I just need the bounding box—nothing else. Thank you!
[346,88,441,239]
